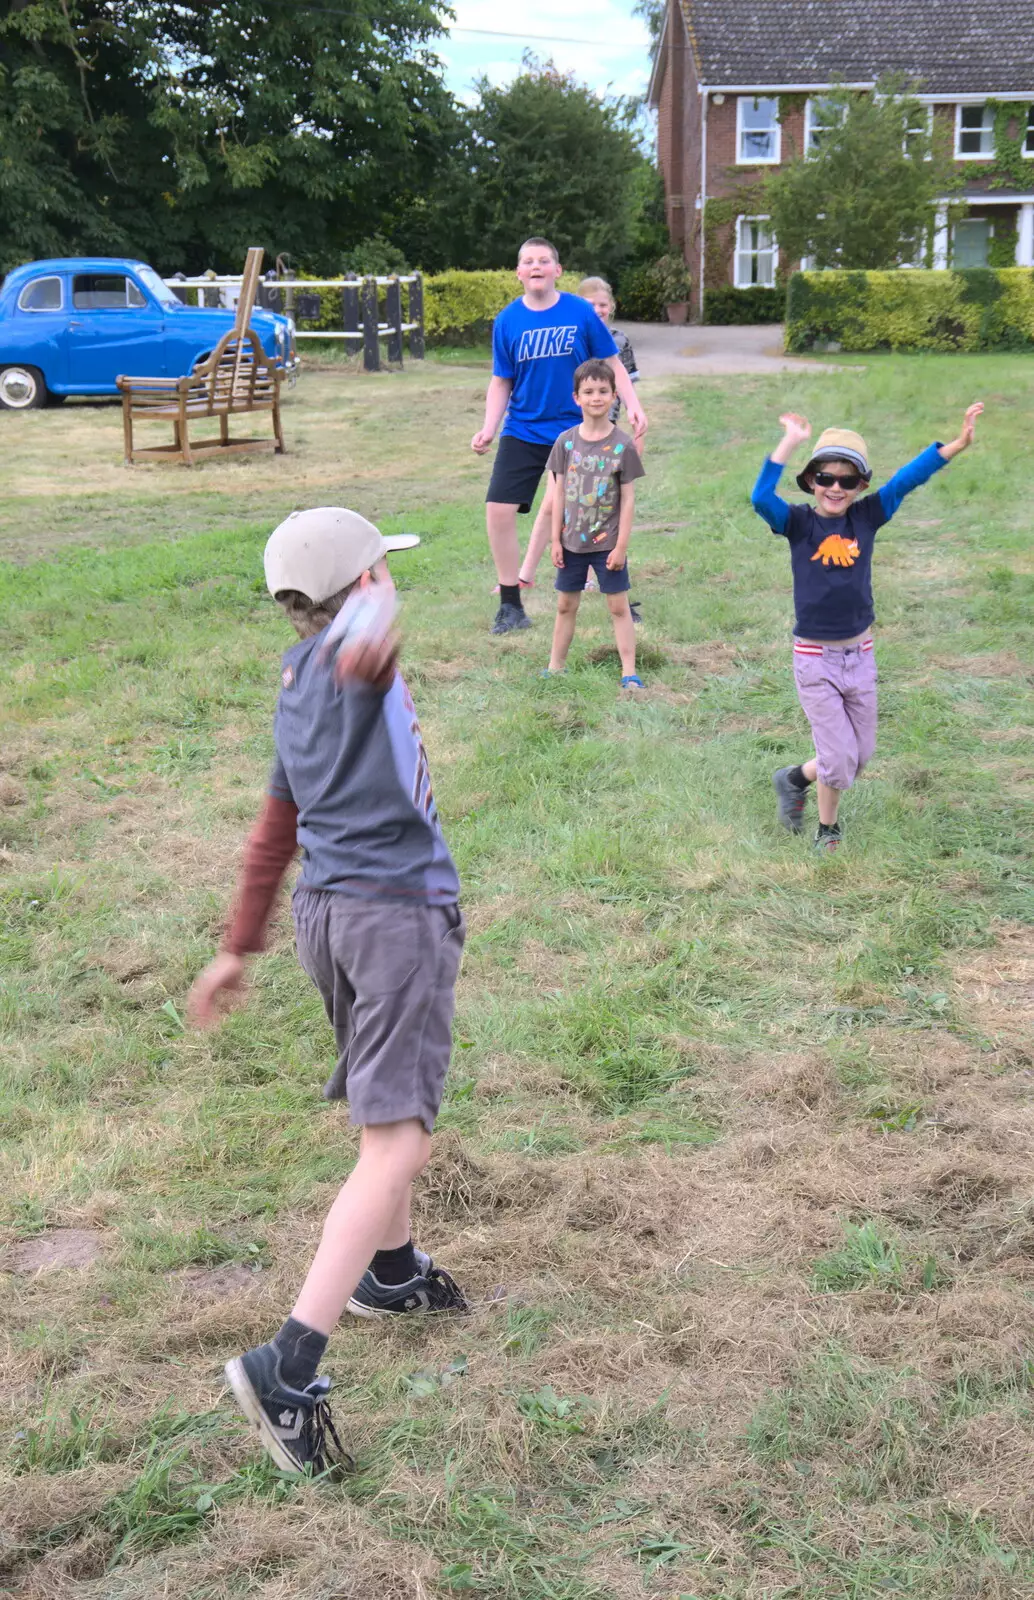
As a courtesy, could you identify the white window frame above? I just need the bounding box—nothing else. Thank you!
[734,214,778,288]
[804,96,846,154]
[903,104,934,159]
[955,103,995,159]
[17,276,63,312]
[735,96,781,165]
[1024,106,1034,157]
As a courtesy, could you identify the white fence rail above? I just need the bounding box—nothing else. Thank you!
[162,273,425,368]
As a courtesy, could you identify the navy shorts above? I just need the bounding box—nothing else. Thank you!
[555,549,631,595]
[486,435,553,513]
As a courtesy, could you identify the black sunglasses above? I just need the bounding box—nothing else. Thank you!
[813,470,863,490]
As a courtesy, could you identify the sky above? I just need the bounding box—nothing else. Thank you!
[435,0,654,106]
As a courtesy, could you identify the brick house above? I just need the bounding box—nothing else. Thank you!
[647,0,1034,319]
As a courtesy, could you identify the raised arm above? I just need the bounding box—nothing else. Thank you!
[751,412,811,535]
[878,402,983,520]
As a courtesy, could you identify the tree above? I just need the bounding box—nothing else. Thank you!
[762,81,963,271]
[0,1,166,272]
[146,0,458,270]
[461,59,650,283]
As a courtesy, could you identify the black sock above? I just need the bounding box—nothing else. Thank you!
[370,1240,420,1285]
[788,765,811,791]
[499,583,522,609]
[817,821,841,836]
[273,1316,328,1390]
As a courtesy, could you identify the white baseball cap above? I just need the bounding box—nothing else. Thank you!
[263,507,419,601]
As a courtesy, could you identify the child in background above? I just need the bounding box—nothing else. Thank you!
[544,359,645,688]
[578,276,640,426]
[188,507,468,1476]
[577,276,642,597]
[752,404,983,851]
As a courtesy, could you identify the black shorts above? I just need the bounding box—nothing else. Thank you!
[486,435,553,514]
[555,550,631,595]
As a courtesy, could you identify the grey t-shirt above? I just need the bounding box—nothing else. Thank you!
[547,424,645,553]
[269,632,459,903]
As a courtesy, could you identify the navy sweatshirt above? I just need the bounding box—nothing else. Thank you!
[751,444,947,640]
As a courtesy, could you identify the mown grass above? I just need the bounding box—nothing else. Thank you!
[1,350,1033,1598]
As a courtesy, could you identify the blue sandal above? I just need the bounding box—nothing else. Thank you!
[621,674,644,688]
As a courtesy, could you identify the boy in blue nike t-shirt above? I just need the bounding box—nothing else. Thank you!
[472,237,647,636]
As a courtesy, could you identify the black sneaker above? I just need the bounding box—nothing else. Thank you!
[491,602,532,635]
[814,824,842,853]
[224,1343,352,1476]
[347,1250,469,1318]
[773,766,808,833]
[629,601,642,626]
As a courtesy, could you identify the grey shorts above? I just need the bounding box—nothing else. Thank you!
[292,888,466,1133]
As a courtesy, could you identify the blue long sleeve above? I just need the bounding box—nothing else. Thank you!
[751,456,790,534]
[877,443,946,521]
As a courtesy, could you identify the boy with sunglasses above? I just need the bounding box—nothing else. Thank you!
[752,404,982,849]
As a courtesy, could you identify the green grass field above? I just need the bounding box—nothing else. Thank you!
[2,349,1033,1599]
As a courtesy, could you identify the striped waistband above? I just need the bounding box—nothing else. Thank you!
[794,639,873,656]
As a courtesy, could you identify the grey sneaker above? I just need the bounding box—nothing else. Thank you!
[491,602,532,635]
[224,1343,352,1476]
[814,825,842,853]
[773,767,808,833]
[347,1251,469,1318]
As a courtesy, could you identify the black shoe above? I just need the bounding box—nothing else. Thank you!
[773,766,808,833]
[224,1343,352,1476]
[629,601,642,626]
[491,602,532,635]
[347,1250,469,1318]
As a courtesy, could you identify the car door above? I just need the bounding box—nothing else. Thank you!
[62,272,166,391]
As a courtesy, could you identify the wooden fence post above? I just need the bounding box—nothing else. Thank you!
[385,278,403,365]
[343,277,360,354]
[409,273,425,360]
[361,276,380,371]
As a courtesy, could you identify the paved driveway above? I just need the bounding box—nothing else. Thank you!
[627,321,849,377]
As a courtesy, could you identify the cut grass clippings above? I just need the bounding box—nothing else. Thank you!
[1,350,1033,1598]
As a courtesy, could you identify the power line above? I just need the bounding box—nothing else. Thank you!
[288,2,648,49]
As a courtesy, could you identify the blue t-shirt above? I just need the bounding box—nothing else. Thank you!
[750,444,946,640]
[269,634,459,904]
[492,292,618,445]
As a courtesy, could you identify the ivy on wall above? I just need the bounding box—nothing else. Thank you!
[987,101,1033,190]
[702,187,763,287]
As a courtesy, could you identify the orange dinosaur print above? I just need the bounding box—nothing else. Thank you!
[811,534,860,568]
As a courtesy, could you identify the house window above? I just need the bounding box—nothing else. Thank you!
[736,97,781,164]
[805,97,845,153]
[955,104,995,158]
[1025,106,1034,155]
[734,216,777,287]
[18,276,63,312]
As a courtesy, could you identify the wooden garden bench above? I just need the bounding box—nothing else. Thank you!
[117,247,286,467]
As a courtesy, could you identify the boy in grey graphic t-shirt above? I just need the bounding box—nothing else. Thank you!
[188,508,467,1479]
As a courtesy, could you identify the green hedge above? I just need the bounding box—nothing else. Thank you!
[704,286,783,325]
[423,270,515,346]
[786,268,1034,352]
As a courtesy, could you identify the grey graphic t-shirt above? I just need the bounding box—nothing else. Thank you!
[547,424,645,553]
[269,633,459,903]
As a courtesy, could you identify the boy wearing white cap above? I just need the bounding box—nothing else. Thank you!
[752,404,982,849]
[188,508,467,1476]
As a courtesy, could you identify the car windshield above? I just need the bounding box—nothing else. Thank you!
[134,265,179,307]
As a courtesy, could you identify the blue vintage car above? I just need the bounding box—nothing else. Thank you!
[0,257,298,409]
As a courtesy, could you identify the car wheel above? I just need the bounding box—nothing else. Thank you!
[0,365,47,410]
